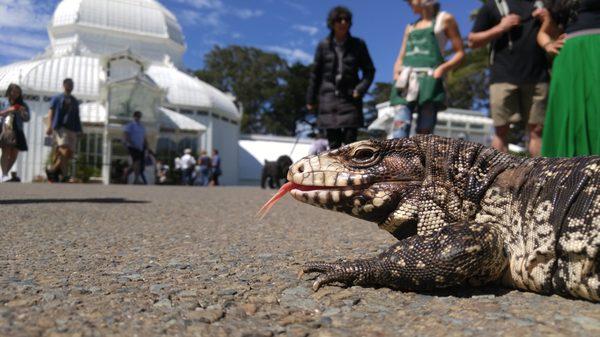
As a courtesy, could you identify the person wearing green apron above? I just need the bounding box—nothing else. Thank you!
[388,0,465,139]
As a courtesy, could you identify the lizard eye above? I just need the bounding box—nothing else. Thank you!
[351,147,378,165]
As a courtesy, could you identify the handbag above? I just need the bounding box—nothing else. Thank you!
[0,112,17,147]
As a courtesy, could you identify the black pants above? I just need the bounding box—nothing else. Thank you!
[326,128,358,149]
[127,147,147,185]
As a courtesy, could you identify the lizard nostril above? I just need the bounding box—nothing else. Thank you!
[297,164,305,173]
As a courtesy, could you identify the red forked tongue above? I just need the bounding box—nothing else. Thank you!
[256,182,333,219]
[256,182,297,220]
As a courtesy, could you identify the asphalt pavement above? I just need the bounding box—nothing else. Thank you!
[1,184,599,337]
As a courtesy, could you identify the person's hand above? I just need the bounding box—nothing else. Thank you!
[14,105,26,115]
[544,34,566,55]
[433,67,445,79]
[0,109,8,117]
[532,8,551,23]
[499,14,521,32]
[46,127,53,136]
[306,104,315,111]
[353,91,361,99]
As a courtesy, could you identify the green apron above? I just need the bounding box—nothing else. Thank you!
[390,19,446,108]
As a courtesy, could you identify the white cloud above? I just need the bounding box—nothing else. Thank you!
[282,1,309,15]
[175,0,263,29]
[173,0,223,10]
[0,0,52,30]
[0,0,52,63]
[266,46,312,64]
[232,9,264,19]
[293,24,319,36]
[0,44,42,59]
[1,33,49,49]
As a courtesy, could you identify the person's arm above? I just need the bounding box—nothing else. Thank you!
[393,25,411,81]
[434,14,466,79]
[354,39,375,98]
[18,103,30,122]
[122,124,132,147]
[534,8,565,55]
[46,98,56,135]
[468,3,521,49]
[306,43,324,110]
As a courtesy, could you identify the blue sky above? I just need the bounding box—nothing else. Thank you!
[0,0,480,84]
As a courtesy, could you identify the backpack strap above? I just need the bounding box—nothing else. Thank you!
[494,0,510,17]
[490,0,512,65]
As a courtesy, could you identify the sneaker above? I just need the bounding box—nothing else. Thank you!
[1,175,11,183]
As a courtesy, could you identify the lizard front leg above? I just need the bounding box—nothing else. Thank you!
[303,223,507,291]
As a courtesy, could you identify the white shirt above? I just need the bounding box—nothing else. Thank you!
[180,154,196,170]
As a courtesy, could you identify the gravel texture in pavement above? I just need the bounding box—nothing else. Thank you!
[0,184,599,337]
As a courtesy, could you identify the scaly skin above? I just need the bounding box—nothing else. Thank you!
[288,135,600,301]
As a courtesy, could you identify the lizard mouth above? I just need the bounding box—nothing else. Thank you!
[257,182,360,219]
[257,180,419,220]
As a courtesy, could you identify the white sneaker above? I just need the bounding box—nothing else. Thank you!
[1,175,10,183]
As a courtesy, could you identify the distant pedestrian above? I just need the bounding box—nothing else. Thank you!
[210,149,222,186]
[0,83,30,182]
[306,6,375,149]
[46,78,83,182]
[174,156,182,184]
[309,131,329,155]
[155,160,169,185]
[387,0,465,138]
[123,110,148,184]
[180,149,196,186]
[537,0,600,157]
[196,150,211,186]
[469,0,550,157]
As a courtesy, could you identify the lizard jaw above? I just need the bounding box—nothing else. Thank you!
[289,185,359,205]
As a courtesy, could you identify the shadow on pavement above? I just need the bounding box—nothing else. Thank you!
[0,198,149,205]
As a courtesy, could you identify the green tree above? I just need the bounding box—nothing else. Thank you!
[445,0,490,111]
[266,62,312,136]
[195,46,288,133]
[445,46,490,110]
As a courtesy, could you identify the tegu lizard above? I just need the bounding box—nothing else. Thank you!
[264,135,600,302]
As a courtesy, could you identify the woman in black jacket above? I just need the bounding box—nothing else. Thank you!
[306,6,375,150]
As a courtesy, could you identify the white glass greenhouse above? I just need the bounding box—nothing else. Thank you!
[0,0,241,184]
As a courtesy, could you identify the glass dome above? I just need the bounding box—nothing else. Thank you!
[49,0,185,64]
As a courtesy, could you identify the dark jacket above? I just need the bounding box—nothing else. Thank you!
[307,35,375,129]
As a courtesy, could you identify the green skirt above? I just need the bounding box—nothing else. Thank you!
[542,34,600,157]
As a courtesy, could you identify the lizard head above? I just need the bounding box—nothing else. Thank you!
[287,138,425,226]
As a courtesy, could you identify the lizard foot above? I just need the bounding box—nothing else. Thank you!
[302,260,376,291]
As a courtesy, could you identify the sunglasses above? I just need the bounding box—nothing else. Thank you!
[334,16,350,23]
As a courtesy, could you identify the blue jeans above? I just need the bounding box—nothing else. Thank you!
[391,102,439,139]
[197,167,210,186]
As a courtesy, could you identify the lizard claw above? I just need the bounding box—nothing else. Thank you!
[302,260,375,291]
